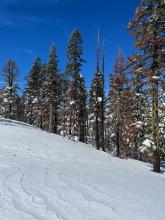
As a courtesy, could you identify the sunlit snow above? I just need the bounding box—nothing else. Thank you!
[0,118,164,220]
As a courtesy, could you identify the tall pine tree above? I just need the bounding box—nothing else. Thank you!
[43,43,61,134]
[128,0,165,172]
[60,29,87,142]
[127,53,148,159]
[108,49,135,158]
[24,57,43,128]
[88,31,105,151]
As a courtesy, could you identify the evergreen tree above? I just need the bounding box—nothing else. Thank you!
[78,75,87,143]
[127,53,148,159]
[66,29,85,79]
[108,49,135,158]
[128,0,165,172]
[104,98,112,152]
[38,63,49,130]
[16,95,25,122]
[0,59,19,119]
[60,29,87,142]
[24,57,43,128]
[43,43,61,134]
[88,32,105,151]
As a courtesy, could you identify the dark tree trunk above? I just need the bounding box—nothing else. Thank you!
[152,82,160,173]
[152,32,160,173]
[96,109,100,150]
[116,123,120,157]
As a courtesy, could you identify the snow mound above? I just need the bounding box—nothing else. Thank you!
[0,118,165,220]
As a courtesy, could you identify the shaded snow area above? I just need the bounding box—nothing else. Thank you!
[0,118,165,220]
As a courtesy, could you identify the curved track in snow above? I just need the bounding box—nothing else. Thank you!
[0,118,165,220]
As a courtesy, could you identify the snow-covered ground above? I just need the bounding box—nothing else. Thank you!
[0,118,164,220]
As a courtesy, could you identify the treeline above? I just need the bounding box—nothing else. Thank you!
[0,0,165,173]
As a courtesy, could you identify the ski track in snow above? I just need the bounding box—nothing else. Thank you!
[0,118,165,220]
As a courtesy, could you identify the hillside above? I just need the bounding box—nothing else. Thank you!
[0,118,164,220]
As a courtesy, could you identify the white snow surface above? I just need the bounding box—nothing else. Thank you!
[0,118,165,220]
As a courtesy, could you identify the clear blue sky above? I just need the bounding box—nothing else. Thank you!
[0,0,140,92]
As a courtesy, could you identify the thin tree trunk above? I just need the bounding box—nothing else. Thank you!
[152,31,160,173]
[152,82,160,173]
[96,109,100,150]
[116,122,120,157]
[49,104,53,132]
[101,100,105,152]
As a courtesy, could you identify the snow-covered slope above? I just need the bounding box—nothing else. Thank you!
[0,118,164,220]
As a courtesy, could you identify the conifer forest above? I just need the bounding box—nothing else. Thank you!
[0,0,165,174]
